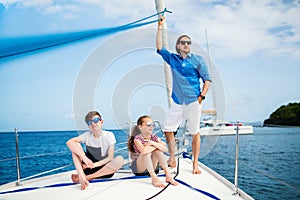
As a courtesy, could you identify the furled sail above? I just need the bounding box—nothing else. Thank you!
[155,0,172,108]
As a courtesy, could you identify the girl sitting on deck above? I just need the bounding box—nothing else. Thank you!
[127,115,178,187]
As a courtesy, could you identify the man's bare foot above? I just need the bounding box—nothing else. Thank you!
[152,177,165,188]
[192,165,202,174]
[71,174,79,183]
[166,174,178,186]
[167,159,176,168]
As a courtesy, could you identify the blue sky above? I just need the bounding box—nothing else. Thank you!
[0,0,299,132]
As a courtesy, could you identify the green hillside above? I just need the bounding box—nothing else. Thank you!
[264,102,300,126]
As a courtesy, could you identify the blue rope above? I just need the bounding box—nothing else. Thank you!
[176,179,221,200]
[0,8,172,59]
[0,174,220,199]
[124,8,172,26]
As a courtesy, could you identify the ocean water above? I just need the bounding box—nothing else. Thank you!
[200,127,300,200]
[0,127,299,199]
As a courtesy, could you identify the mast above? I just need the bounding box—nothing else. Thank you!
[155,0,172,107]
[205,29,217,119]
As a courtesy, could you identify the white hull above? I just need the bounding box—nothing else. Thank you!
[0,154,253,200]
[200,126,254,136]
[200,120,253,136]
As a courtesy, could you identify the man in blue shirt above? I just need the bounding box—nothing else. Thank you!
[156,17,211,174]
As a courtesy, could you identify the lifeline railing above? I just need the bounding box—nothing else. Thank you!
[8,122,241,193]
[6,128,129,186]
[3,128,72,186]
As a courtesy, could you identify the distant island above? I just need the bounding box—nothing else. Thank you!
[264,102,300,126]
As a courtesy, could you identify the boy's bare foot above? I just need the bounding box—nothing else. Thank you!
[71,174,89,190]
[71,174,79,183]
[78,175,89,190]
[80,179,89,190]
[152,177,165,188]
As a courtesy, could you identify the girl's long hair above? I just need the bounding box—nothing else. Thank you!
[127,115,150,153]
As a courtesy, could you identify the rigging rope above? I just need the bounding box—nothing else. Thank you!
[0,150,70,163]
[19,164,73,182]
[0,8,172,59]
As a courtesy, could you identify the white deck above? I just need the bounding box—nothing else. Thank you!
[0,154,254,200]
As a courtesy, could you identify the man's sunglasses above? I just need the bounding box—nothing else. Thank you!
[87,118,102,126]
[179,40,191,45]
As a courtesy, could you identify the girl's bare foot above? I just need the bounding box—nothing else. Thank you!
[166,174,178,186]
[152,177,165,188]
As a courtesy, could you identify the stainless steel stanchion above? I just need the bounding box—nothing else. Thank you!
[15,128,22,186]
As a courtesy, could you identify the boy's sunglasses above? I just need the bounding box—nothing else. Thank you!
[87,118,102,126]
[179,40,191,45]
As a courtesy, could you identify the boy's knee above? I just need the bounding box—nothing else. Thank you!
[115,156,124,164]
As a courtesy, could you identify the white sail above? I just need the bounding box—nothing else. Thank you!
[155,0,172,108]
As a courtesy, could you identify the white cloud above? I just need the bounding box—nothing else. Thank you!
[0,0,53,8]
[166,0,300,59]
[76,0,154,17]
[1,0,299,59]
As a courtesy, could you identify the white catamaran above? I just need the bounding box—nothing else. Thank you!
[198,30,253,136]
[200,119,254,136]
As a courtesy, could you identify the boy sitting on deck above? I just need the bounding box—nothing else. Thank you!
[66,111,124,190]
